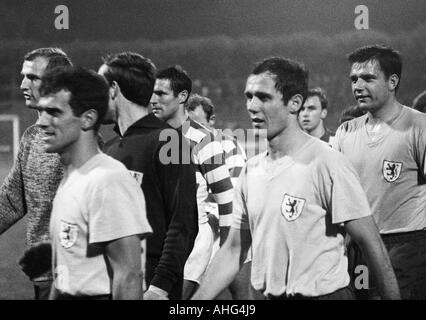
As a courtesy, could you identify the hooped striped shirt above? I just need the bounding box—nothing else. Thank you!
[180,119,234,227]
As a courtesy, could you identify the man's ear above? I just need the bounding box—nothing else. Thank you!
[208,114,216,127]
[110,81,119,100]
[388,74,399,92]
[178,90,189,104]
[320,108,328,120]
[288,94,304,114]
[81,109,98,131]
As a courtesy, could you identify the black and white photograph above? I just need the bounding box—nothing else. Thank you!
[0,0,425,308]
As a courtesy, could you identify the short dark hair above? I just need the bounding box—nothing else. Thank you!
[186,94,214,121]
[101,52,156,107]
[156,66,192,103]
[339,105,367,124]
[24,47,72,73]
[348,45,402,91]
[412,90,426,113]
[252,57,308,104]
[40,66,109,130]
[306,87,328,109]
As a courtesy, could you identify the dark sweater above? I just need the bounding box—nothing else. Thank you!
[104,113,198,299]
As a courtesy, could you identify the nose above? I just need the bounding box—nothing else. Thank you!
[299,108,308,118]
[247,97,260,115]
[150,94,158,105]
[352,78,365,92]
[36,110,50,128]
[20,76,29,92]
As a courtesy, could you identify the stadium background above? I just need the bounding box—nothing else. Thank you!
[0,0,425,299]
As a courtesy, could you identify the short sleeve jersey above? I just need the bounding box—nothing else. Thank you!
[232,137,372,297]
[50,153,152,296]
[333,106,426,233]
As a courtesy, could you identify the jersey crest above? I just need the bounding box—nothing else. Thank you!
[281,194,305,221]
[383,160,402,183]
[59,220,78,249]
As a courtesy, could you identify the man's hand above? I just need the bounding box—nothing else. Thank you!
[144,286,169,300]
[18,241,52,279]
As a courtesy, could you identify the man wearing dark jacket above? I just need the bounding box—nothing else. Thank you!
[98,52,198,300]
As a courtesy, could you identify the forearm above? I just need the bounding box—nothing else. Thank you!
[192,227,250,300]
[112,270,143,300]
[358,237,400,300]
[0,164,26,234]
[345,217,401,300]
[154,161,198,293]
[192,244,242,300]
[152,216,198,293]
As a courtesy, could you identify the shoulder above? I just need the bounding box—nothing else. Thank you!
[184,120,214,145]
[401,105,426,130]
[20,124,43,144]
[336,114,367,134]
[88,154,133,185]
[310,139,353,172]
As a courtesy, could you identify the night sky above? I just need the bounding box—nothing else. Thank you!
[1,0,425,42]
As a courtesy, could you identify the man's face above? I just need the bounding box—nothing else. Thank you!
[350,60,392,113]
[188,105,209,127]
[36,90,81,154]
[150,79,180,122]
[20,57,49,108]
[97,64,116,124]
[244,72,289,140]
[298,95,326,132]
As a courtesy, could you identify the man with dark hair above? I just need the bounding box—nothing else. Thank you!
[0,48,72,299]
[339,105,367,124]
[151,67,234,299]
[412,90,426,113]
[298,87,335,145]
[193,57,400,300]
[333,45,426,299]
[35,66,151,300]
[99,53,198,300]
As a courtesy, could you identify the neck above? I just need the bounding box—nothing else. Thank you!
[60,133,100,168]
[267,117,310,160]
[307,121,325,139]
[117,100,149,136]
[368,96,402,124]
[167,107,188,129]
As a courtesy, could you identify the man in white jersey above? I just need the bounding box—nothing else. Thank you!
[333,45,426,299]
[35,66,152,299]
[192,57,400,300]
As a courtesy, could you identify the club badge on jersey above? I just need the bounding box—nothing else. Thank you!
[281,194,306,221]
[59,220,78,249]
[383,160,402,183]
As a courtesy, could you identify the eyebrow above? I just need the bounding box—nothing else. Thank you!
[244,90,273,99]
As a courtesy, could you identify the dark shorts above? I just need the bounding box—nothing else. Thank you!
[347,229,426,300]
[266,286,355,300]
[55,293,112,300]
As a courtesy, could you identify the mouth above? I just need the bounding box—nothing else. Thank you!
[41,130,55,142]
[251,118,265,128]
[22,93,32,100]
[355,95,370,102]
